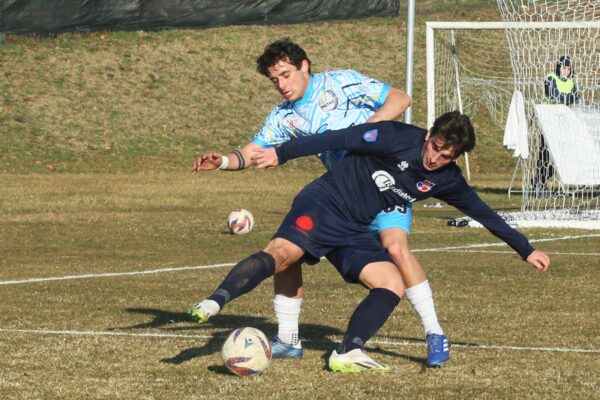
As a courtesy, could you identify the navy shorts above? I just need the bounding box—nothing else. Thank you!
[273,179,392,283]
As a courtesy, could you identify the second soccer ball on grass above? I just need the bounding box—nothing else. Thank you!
[227,209,254,235]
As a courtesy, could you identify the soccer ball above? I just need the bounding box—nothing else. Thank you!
[227,209,254,235]
[222,327,272,377]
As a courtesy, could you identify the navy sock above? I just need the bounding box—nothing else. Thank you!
[339,288,400,354]
[208,251,275,309]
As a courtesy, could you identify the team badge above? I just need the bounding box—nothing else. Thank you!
[416,180,436,192]
[397,161,409,171]
[318,90,338,111]
[363,129,378,142]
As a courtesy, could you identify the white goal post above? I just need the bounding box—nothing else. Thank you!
[426,20,600,229]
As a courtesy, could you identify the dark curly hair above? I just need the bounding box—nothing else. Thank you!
[430,111,476,157]
[256,38,311,77]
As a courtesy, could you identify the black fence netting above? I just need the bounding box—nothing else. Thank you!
[0,0,399,34]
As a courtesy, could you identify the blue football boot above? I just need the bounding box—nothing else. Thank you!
[271,336,304,359]
[426,332,450,367]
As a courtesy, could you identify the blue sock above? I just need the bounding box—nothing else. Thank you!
[339,288,400,353]
[208,251,275,309]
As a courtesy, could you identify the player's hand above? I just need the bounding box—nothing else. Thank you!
[252,147,279,169]
[526,250,550,272]
[192,152,222,174]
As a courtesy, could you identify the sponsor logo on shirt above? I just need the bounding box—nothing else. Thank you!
[397,161,409,171]
[416,180,436,192]
[372,170,395,191]
[362,129,378,142]
[371,170,417,202]
[318,90,339,111]
[282,116,306,130]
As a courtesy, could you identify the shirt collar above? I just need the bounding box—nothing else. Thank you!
[294,74,315,107]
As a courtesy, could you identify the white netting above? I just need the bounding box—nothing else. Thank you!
[427,5,600,228]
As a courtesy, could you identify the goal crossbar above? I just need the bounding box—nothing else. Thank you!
[426,20,600,228]
[426,21,600,127]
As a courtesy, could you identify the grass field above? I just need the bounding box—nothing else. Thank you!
[1,171,599,399]
[1,1,600,398]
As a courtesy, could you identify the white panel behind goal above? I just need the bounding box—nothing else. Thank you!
[534,104,600,186]
[426,15,600,229]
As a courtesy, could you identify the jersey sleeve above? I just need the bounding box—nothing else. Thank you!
[275,121,418,164]
[437,176,535,260]
[336,70,390,110]
[251,105,294,148]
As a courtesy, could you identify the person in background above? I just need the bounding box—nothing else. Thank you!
[536,55,579,188]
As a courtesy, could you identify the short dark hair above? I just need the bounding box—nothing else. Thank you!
[256,38,311,77]
[430,111,476,157]
[555,55,574,76]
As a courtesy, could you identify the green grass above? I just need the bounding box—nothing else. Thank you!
[0,172,599,399]
[0,2,598,398]
[0,1,515,174]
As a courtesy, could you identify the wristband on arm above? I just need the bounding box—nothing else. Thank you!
[218,155,230,170]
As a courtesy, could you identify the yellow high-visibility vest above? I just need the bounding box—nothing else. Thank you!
[546,72,575,94]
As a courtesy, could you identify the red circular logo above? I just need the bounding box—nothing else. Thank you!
[295,215,314,231]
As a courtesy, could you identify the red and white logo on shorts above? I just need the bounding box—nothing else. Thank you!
[295,215,314,231]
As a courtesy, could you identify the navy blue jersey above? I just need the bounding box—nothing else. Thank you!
[276,121,535,260]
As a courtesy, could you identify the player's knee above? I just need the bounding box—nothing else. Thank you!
[384,240,412,269]
[359,262,405,298]
[264,238,303,272]
[379,280,405,298]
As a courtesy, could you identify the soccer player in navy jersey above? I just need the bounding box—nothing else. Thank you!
[190,38,453,367]
[190,111,550,372]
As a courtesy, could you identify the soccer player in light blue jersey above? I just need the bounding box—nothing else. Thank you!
[191,38,449,367]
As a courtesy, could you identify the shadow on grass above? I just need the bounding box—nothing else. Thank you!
[110,307,429,367]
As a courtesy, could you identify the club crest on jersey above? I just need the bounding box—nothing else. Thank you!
[397,161,409,171]
[318,90,338,111]
[416,180,435,192]
[363,129,378,142]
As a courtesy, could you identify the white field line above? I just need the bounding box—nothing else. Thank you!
[439,250,600,256]
[0,263,235,286]
[0,328,598,354]
[1,233,598,287]
[412,233,600,253]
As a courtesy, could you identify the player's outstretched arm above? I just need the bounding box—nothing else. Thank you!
[526,250,550,272]
[192,142,263,174]
[252,147,279,169]
[367,87,412,123]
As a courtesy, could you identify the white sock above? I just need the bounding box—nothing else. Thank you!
[405,280,444,336]
[273,294,302,346]
[197,299,220,317]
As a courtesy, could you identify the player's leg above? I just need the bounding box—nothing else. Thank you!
[188,238,304,323]
[267,180,350,359]
[371,206,450,367]
[325,241,403,373]
[328,260,404,373]
[271,262,304,359]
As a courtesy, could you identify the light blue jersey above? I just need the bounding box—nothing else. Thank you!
[252,70,389,169]
[252,69,411,234]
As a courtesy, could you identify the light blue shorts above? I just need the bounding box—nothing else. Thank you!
[368,203,412,234]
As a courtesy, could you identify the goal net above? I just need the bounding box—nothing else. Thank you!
[426,4,600,229]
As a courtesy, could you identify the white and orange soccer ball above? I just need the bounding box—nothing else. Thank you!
[221,327,272,377]
[227,209,254,235]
